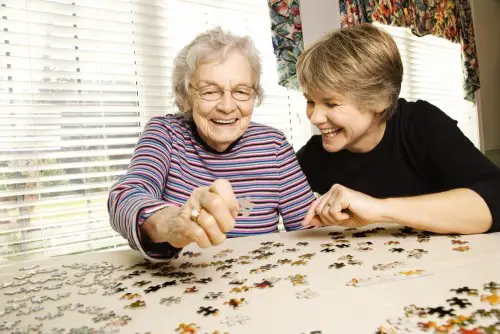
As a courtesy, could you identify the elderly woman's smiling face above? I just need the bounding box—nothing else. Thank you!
[188,52,256,152]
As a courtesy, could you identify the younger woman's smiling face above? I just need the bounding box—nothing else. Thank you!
[304,90,386,153]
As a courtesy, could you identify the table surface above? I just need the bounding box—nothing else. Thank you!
[1,224,499,334]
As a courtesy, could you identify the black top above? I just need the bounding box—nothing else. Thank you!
[297,99,500,233]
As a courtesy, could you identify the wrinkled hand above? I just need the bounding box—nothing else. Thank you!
[302,184,386,228]
[145,179,239,248]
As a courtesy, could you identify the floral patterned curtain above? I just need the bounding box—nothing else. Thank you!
[339,0,479,102]
[268,0,304,90]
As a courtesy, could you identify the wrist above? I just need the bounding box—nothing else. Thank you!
[140,218,160,242]
[378,197,397,223]
[141,206,181,243]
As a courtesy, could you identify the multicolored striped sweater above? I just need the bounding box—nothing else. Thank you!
[108,115,316,260]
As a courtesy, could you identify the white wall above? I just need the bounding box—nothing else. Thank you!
[299,0,341,136]
[470,0,500,158]
[300,0,341,48]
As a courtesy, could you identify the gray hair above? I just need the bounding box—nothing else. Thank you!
[172,27,264,116]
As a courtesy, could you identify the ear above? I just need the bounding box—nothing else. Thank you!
[373,98,391,115]
[371,108,386,122]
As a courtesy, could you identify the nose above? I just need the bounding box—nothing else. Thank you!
[309,105,328,125]
[216,91,237,114]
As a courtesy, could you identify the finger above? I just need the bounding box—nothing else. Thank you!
[314,193,331,215]
[330,191,351,222]
[308,216,328,227]
[210,179,239,217]
[185,219,212,248]
[320,191,340,225]
[315,183,341,215]
[332,207,351,221]
[200,191,236,233]
[302,199,320,226]
[194,209,227,246]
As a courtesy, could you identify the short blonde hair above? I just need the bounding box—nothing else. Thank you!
[172,27,263,116]
[297,23,403,120]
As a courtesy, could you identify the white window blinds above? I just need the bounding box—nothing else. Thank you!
[376,24,479,147]
[0,0,308,263]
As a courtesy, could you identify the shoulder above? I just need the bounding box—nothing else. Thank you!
[148,114,190,129]
[394,98,458,131]
[246,122,287,140]
[391,98,468,161]
[241,122,289,150]
[146,114,192,138]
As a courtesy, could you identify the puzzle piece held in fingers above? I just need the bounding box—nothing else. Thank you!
[238,197,254,217]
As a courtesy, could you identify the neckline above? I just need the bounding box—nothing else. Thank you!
[190,121,243,154]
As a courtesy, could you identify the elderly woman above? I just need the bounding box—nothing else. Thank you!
[108,28,315,260]
[297,24,500,234]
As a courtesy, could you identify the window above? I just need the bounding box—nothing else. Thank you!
[0,0,310,262]
[376,24,479,147]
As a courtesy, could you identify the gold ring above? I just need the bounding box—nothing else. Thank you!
[190,209,201,224]
[325,203,332,207]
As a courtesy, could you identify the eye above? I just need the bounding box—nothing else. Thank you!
[199,90,221,98]
[325,103,338,108]
[201,89,219,95]
[306,100,315,106]
[234,90,250,97]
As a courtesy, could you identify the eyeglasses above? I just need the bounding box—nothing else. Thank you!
[189,84,256,102]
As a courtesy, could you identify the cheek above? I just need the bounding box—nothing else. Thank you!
[240,103,254,117]
[193,100,214,116]
[193,110,212,131]
[325,111,343,125]
[347,113,374,135]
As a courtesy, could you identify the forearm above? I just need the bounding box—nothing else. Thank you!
[381,188,492,234]
[108,185,169,246]
[137,205,184,261]
[112,193,182,261]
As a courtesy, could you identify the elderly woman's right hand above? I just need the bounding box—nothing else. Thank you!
[141,179,239,249]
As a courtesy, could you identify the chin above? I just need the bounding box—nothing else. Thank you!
[322,144,342,153]
[321,139,346,153]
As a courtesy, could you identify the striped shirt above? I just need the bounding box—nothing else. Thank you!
[108,115,316,260]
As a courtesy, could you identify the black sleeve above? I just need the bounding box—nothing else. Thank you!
[409,100,500,233]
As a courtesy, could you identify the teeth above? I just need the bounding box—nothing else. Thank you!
[320,128,340,134]
[213,119,236,124]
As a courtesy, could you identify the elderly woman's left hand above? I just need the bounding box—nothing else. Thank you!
[302,184,387,228]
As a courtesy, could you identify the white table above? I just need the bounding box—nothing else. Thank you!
[1,225,499,333]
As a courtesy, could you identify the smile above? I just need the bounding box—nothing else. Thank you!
[212,119,238,125]
[320,128,342,137]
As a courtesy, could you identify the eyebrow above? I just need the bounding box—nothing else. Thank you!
[197,80,253,87]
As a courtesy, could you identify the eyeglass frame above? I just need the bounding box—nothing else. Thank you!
[188,83,256,102]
